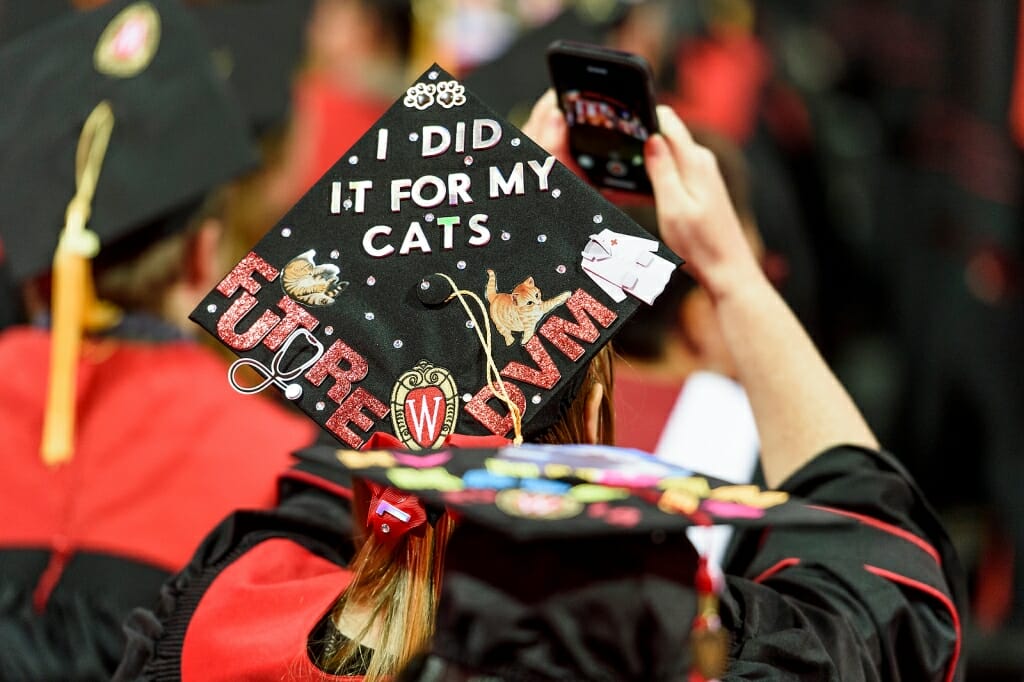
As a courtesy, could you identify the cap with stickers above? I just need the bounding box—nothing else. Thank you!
[192,63,682,450]
[321,441,851,681]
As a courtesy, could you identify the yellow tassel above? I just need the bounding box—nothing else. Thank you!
[41,101,116,466]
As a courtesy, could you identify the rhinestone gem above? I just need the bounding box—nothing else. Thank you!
[456,260,466,270]
[593,214,603,224]
[420,280,430,290]
[366,276,376,286]
[531,394,542,405]
[393,339,403,349]
[324,326,334,336]
[556,264,567,274]
[465,320,474,329]
[428,71,438,80]
[462,393,473,402]
[425,213,434,222]
[316,401,326,411]
[330,249,340,259]
[552,188,562,198]
[464,156,473,166]
[381,523,391,534]
[348,155,358,165]
[537,234,547,243]
[343,199,352,210]
[206,304,217,313]
[500,231,511,241]
[365,312,375,321]
[511,138,521,147]
[409,132,419,142]
[280,227,292,237]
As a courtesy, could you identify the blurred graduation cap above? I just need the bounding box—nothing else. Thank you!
[190,63,683,450]
[193,0,313,135]
[324,441,850,681]
[0,0,255,464]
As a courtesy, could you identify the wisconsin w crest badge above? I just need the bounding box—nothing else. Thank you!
[391,361,459,450]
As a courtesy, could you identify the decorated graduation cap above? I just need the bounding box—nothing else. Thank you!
[192,64,682,449]
[328,442,851,680]
[194,0,313,134]
[0,0,255,464]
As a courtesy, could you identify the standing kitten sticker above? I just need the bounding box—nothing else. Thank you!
[485,269,570,346]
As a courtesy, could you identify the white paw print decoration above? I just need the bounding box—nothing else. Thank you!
[404,82,436,110]
[435,81,466,108]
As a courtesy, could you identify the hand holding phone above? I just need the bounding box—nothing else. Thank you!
[546,40,659,194]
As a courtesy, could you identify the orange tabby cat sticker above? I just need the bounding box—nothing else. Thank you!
[484,269,570,346]
[391,360,459,450]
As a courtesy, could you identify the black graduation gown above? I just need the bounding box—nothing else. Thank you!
[115,444,965,681]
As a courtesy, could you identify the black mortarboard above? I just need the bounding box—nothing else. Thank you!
[327,442,850,681]
[191,64,683,449]
[0,0,256,283]
[193,0,313,135]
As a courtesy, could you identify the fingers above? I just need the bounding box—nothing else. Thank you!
[521,89,566,154]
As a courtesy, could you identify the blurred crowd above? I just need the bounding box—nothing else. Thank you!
[1,0,1021,679]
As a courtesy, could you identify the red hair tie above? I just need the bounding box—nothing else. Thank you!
[365,480,428,547]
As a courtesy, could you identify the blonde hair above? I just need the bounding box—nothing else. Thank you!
[326,345,617,678]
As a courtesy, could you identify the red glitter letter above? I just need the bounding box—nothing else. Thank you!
[304,340,369,403]
[464,382,527,437]
[325,387,390,448]
[216,292,281,351]
[216,252,279,297]
[538,289,617,361]
[500,335,560,389]
[262,296,320,351]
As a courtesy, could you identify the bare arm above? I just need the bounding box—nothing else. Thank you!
[644,106,878,487]
[522,94,878,487]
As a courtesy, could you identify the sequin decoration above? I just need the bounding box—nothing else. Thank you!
[393,339,404,349]
[281,227,292,238]
[538,290,618,361]
[464,382,527,438]
[215,252,280,298]
[366,276,376,286]
[206,304,217,313]
[499,336,561,389]
[216,293,280,351]
[365,312,375,321]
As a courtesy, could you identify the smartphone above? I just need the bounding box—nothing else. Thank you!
[546,40,659,194]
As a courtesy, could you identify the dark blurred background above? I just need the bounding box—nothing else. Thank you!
[2,0,1021,678]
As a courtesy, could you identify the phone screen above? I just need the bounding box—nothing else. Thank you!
[548,43,658,193]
